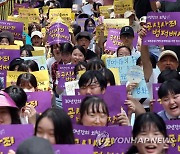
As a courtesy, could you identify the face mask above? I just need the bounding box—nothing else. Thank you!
[23,89,33,92]
[86,26,95,34]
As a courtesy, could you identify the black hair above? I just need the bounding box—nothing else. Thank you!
[78,70,107,90]
[50,43,61,55]
[158,69,180,83]
[158,79,180,99]
[4,86,27,109]
[72,45,87,58]
[74,61,87,76]
[9,58,24,71]
[87,58,105,71]
[84,18,96,31]
[16,73,38,89]
[77,13,90,18]
[18,60,39,72]
[28,22,42,36]
[72,24,81,36]
[60,42,73,55]
[79,96,109,124]
[9,107,21,124]
[20,45,34,57]
[116,45,131,57]
[0,31,14,45]
[126,112,168,154]
[100,68,115,86]
[34,108,75,144]
[0,92,20,124]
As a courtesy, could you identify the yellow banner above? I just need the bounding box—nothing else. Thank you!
[114,0,133,14]
[6,70,49,91]
[49,8,72,22]
[103,18,129,36]
[32,50,45,57]
[99,5,111,18]
[18,8,40,23]
[0,45,20,50]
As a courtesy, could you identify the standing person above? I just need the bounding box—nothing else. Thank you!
[126,112,169,154]
[34,108,75,144]
[120,26,140,57]
[76,31,97,60]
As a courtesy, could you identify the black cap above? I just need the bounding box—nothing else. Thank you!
[0,31,14,44]
[16,136,54,154]
[75,31,92,41]
[120,26,134,37]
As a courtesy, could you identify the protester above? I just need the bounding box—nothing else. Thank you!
[79,95,130,126]
[0,31,14,45]
[18,60,39,72]
[34,108,75,144]
[16,73,38,92]
[158,79,180,121]
[126,112,168,154]
[20,45,34,57]
[0,91,20,124]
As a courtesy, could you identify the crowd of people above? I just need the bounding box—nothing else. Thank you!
[0,0,180,154]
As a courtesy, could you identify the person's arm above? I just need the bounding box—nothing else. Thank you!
[139,27,153,82]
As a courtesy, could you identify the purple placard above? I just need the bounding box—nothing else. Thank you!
[143,12,180,45]
[63,86,128,125]
[26,91,51,113]
[14,2,30,15]
[58,64,76,89]
[73,124,132,153]
[0,20,23,40]
[0,49,20,71]
[0,124,34,153]
[0,70,6,89]
[106,29,138,52]
[152,83,164,113]
[53,145,93,154]
[48,23,70,45]
[166,120,180,154]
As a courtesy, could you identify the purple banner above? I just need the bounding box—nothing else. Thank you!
[0,49,20,71]
[152,83,163,113]
[166,120,180,154]
[143,12,180,45]
[63,86,128,125]
[0,70,6,89]
[73,124,132,153]
[0,124,34,153]
[53,145,93,154]
[26,91,51,113]
[58,64,76,89]
[106,29,138,52]
[0,20,23,40]
[48,23,70,45]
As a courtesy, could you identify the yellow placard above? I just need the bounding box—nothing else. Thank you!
[77,70,85,79]
[95,24,103,43]
[0,45,20,50]
[99,5,111,18]
[41,28,46,38]
[6,70,49,91]
[103,18,129,36]
[109,68,121,85]
[8,16,29,33]
[32,50,44,56]
[18,8,40,23]
[71,13,75,22]
[114,0,133,14]
[42,6,49,15]
[14,40,24,46]
[101,54,115,65]
[49,8,72,22]
[33,46,46,58]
